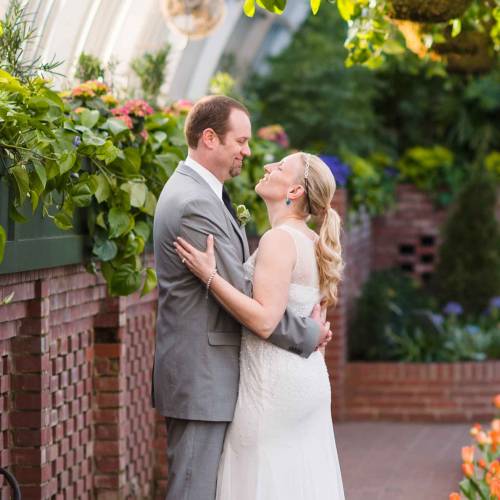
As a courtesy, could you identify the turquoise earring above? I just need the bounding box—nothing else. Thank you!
[286,198,291,206]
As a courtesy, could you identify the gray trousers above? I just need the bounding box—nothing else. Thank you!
[165,418,228,500]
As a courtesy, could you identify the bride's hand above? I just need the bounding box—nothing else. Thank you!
[174,235,216,283]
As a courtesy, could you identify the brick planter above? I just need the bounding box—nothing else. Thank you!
[345,361,500,422]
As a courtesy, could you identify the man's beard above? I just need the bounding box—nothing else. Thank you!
[229,161,242,178]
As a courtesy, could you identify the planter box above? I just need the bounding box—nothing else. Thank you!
[0,176,89,274]
[345,361,500,422]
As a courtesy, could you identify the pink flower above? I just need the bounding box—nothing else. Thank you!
[111,110,133,129]
[257,124,290,148]
[118,99,154,117]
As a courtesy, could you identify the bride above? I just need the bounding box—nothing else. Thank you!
[174,151,345,500]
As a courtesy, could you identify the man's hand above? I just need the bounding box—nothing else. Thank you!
[309,304,333,349]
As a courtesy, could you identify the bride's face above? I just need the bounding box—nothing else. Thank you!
[255,154,302,202]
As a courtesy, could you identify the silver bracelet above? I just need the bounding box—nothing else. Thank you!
[206,269,217,298]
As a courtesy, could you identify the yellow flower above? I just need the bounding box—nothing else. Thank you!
[101,94,118,107]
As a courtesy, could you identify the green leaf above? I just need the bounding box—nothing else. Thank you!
[123,233,145,257]
[110,265,142,296]
[124,147,141,173]
[82,129,106,146]
[141,268,157,297]
[95,140,119,165]
[53,211,73,230]
[104,117,130,136]
[100,261,114,283]
[96,212,107,228]
[0,225,6,262]
[310,0,321,15]
[243,0,256,16]
[382,39,405,55]
[1,292,15,305]
[59,150,77,174]
[134,220,151,242]
[337,0,355,20]
[92,238,118,261]
[80,109,100,128]
[93,174,111,203]
[450,18,462,38]
[33,160,47,189]
[10,164,30,205]
[120,181,147,208]
[71,180,95,207]
[141,191,157,216]
[108,208,132,238]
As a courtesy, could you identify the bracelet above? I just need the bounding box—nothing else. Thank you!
[206,269,217,298]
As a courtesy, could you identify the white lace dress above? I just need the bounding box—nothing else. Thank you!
[216,225,345,500]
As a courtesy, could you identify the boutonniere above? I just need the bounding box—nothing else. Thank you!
[236,204,251,227]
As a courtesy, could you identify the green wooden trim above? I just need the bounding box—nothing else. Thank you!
[0,235,89,274]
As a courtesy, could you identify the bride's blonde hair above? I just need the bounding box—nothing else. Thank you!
[297,153,344,307]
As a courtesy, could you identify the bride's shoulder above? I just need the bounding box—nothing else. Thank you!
[256,227,296,262]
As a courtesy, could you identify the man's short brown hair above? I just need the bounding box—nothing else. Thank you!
[184,95,250,149]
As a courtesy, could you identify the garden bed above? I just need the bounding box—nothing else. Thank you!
[344,361,500,422]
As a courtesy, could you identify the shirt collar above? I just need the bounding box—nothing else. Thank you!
[184,156,223,201]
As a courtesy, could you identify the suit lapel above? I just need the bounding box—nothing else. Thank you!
[176,161,248,261]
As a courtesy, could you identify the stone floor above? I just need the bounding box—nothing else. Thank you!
[334,421,475,500]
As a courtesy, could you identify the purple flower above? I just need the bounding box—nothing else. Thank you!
[489,296,500,309]
[73,135,81,147]
[319,155,351,187]
[430,313,444,327]
[443,301,463,316]
[384,167,399,178]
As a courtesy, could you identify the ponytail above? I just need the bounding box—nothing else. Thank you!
[315,207,343,307]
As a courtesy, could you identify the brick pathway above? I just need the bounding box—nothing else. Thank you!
[334,421,474,500]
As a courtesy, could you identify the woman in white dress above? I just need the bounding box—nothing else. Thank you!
[174,152,345,500]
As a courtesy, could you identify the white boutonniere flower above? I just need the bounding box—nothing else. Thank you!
[236,204,251,227]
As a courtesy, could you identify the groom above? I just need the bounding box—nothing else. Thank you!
[152,95,331,500]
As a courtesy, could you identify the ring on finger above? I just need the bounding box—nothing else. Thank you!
[181,258,186,264]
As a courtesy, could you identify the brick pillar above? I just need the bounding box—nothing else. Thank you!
[11,279,56,498]
[326,188,348,421]
[93,297,128,499]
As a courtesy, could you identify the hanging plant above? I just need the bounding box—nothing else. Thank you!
[434,30,495,73]
[387,0,473,23]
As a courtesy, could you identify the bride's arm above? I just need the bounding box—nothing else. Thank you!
[174,228,296,339]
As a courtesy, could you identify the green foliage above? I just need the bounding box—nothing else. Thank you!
[433,171,500,315]
[0,0,61,83]
[349,269,433,360]
[248,6,380,157]
[242,0,500,70]
[0,70,187,296]
[75,53,104,82]
[130,44,170,106]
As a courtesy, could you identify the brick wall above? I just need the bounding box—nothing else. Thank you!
[0,263,163,499]
[371,184,448,284]
[345,362,500,422]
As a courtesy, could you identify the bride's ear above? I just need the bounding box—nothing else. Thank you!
[287,184,305,201]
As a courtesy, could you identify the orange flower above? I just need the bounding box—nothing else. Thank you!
[493,394,500,409]
[478,458,487,469]
[461,446,474,463]
[462,462,474,478]
[449,493,460,500]
[470,423,482,437]
[486,460,500,484]
[492,419,500,432]
[490,477,500,497]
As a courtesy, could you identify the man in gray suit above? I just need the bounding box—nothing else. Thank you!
[152,95,330,500]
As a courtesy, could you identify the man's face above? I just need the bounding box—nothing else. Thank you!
[216,109,251,179]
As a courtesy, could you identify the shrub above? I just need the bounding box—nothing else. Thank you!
[433,171,500,315]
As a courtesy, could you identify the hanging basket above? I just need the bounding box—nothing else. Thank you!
[387,0,473,23]
[434,31,494,73]
[160,0,225,39]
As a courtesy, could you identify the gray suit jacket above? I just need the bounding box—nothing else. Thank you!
[152,162,320,421]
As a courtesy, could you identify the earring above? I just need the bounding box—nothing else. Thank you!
[286,198,291,206]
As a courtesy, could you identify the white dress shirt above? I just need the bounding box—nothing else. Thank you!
[184,156,223,202]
